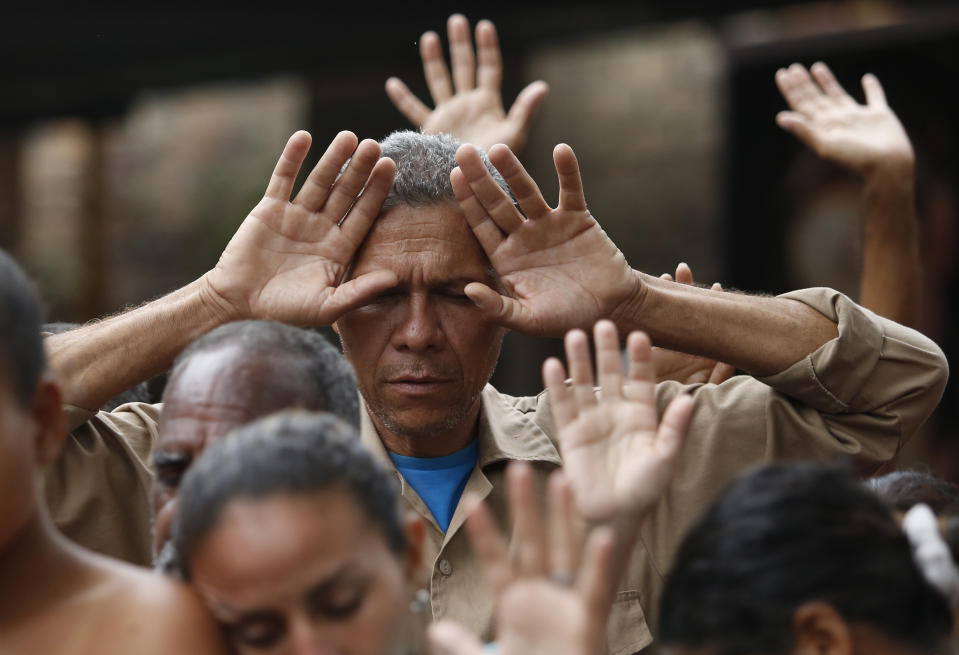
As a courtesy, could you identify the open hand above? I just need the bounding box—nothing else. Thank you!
[543,320,695,523]
[428,465,617,655]
[450,142,639,337]
[775,62,914,176]
[386,14,548,152]
[201,131,398,326]
[652,263,735,385]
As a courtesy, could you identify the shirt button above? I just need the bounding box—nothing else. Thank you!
[439,559,453,576]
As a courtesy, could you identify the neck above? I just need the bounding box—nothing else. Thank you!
[0,505,88,624]
[373,403,481,458]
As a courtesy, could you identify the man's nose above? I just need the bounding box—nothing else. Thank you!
[392,294,446,352]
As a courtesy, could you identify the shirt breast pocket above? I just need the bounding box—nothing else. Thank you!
[605,590,653,655]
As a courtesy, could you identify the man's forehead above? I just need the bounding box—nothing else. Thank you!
[355,202,489,270]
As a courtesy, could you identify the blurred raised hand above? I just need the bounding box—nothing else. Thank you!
[652,263,735,385]
[775,61,913,175]
[776,62,920,328]
[386,14,548,152]
[543,320,695,524]
[427,465,617,655]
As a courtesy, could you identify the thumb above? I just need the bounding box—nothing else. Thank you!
[428,621,486,655]
[507,81,549,137]
[320,270,398,323]
[465,282,524,328]
[776,111,817,148]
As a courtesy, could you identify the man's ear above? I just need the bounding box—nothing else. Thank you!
[31,375,66,467]
[402,511,428,588]
[791,602,853,655]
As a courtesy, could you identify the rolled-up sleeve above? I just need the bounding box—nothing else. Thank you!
[636,288,948,636]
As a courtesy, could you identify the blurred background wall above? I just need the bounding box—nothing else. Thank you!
[1,1,957,475]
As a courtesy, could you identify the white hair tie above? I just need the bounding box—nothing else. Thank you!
[903,503,959,606]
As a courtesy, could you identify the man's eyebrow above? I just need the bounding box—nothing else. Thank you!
[431,276,485,289]
[153,450,191,468]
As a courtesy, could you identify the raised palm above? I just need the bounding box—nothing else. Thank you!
[385,14,547,152]
[775,62,914,175]
[450,142,637,337]
[428,465,618,655]
[543,320,695,522]
[202,131,398,326]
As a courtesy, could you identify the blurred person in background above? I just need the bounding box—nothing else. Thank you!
[657,462,955,655]
[0,248,225,655]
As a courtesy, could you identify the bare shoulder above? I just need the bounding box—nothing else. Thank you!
[88,555,227,655]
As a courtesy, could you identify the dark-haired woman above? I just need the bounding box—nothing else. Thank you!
[659,462,954,655]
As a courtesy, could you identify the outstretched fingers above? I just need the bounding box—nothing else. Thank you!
[475,19,503,91]
[575,527,618,630]
[654,394,695,465]
[450,166,505,254]
[861,73,887,107]
[506,81,549,138]
[565,328,598,410]
[508,463,549,578]
[810,61,854,104]
[293,131,359,212]
[384,77,431,126]
[594,320,624,404]
[543,356,575,428]
[547,472,581,581]
[447,14,476,92]
[420,30,454,104]
[265,130,313,200]
[465,500,513,597]
[776,64,827,116]
[553,144,587,212]
[323,139,383,222]
[455,143,525,233]
[624,331,656,407]
[338,157,397,246]
[487,144,551,220]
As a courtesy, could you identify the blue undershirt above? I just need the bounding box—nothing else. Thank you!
[389,440,479,532]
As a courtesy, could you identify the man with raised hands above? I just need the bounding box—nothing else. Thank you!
[49,56,947,655]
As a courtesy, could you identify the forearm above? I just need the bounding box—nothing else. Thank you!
[612,274,838,377]
[46,278,227,410]
[860,164,920,328]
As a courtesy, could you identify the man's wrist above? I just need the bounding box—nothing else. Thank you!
[196,271,246,327]
[608,270,650,334]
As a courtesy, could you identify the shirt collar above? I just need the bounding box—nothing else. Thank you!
[358,384,562,468]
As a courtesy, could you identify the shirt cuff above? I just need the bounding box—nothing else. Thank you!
[757,287,883,413]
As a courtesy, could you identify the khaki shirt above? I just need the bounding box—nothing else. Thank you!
[46,288,949,652]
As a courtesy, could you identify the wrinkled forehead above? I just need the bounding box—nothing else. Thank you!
[158,348,312,448]
[351,202,493,282]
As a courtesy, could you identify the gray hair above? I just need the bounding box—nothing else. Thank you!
[379,130,514,209]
